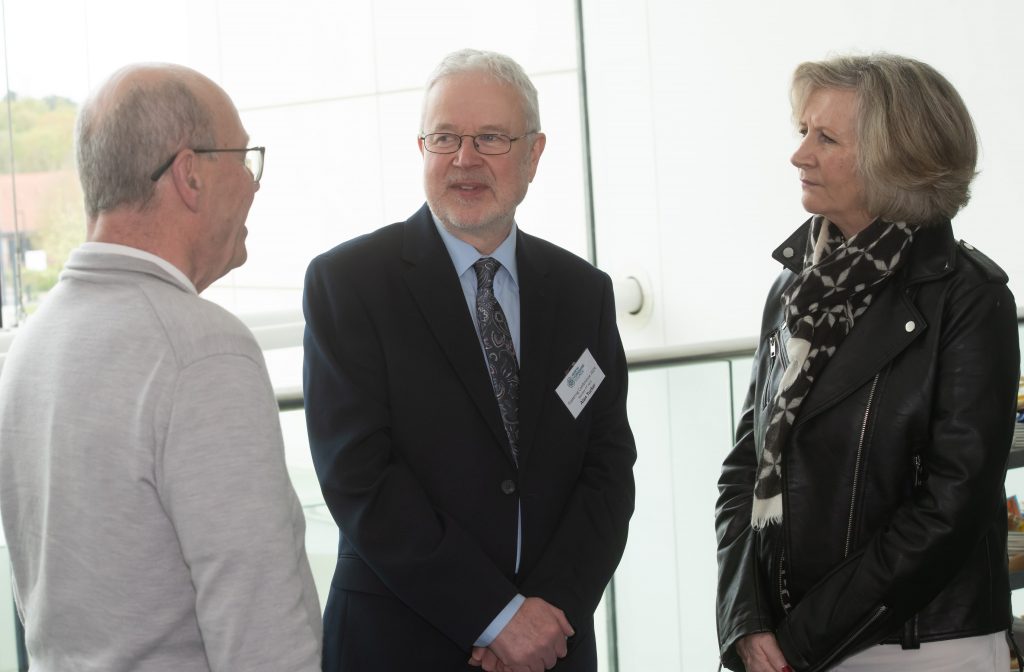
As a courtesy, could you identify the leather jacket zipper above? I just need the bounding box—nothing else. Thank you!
[778,547,792,614]
[845,373,880,558]
[762,333,778,409]
[762,329,788,409]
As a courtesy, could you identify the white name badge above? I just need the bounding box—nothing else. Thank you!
[556,348,605,419]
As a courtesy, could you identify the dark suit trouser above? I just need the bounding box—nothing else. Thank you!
[322,586,598,671]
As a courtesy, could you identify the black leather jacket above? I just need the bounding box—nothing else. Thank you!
[716,219,1020,671]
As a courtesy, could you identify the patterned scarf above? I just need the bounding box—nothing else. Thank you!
[751,216,916,529]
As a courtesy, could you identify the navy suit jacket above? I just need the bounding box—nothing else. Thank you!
[303,203,636,663]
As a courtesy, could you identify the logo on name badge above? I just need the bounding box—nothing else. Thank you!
[555,348,605,419]
[566,363,585,389]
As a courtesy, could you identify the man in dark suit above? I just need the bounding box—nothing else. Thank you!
[303,48,636,672]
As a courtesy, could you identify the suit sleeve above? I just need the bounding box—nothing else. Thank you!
[774,280,1019,670]
[302,256,518,649]
[518,274,637,635]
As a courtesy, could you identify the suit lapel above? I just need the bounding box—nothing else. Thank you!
[401,205,511,458]
[514,231,556,466]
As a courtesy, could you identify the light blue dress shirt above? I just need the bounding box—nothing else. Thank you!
[432,214,526,647]
[433,217,521,361]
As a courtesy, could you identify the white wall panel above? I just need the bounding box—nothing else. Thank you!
[215,0,376,109]
[210,97,385,312]
[370,0,578,93]
[581,0,668,349]
[585,0,1024,350]
[516,71,589,259]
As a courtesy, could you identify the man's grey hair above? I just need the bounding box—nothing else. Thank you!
[421,49,541,133]
[75,68,217,219]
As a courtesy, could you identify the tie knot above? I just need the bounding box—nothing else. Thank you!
[474,257,500,290]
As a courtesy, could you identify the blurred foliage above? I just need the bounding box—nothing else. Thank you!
[0,93,77,173]
[0,93,84,308]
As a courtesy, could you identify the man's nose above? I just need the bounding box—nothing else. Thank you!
[453,136,484,166]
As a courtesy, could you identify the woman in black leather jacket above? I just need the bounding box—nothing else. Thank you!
[715,54,1020,672]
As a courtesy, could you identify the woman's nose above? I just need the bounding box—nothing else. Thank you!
[790,134,814,169]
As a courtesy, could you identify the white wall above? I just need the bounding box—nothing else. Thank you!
[584,0,1024,351]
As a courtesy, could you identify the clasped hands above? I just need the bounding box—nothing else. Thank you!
[468,596,574,672]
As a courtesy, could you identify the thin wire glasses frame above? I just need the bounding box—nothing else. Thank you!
[420,132,535,155]
[149,146,265,182]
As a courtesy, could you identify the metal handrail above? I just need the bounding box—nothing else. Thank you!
[276,337,759,410]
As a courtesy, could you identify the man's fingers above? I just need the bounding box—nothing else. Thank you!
[553,608,574,638]
[554,635,568,659]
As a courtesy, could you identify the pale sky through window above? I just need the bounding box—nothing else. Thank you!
[2,1,92,101]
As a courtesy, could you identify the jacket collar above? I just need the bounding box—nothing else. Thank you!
[771,216,957,285]
[771,217,958,425]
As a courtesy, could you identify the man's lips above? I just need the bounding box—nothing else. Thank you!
[449,181,490,193]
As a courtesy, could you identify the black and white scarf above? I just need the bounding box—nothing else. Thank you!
[751,216,916,529]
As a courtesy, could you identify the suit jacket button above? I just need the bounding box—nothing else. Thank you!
[501,479,517,495]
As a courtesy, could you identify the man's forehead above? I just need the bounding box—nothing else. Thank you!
[423,75,524,129]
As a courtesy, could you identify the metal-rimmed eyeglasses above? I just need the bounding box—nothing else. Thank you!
[420,132,534,156]
[150,146,265,182]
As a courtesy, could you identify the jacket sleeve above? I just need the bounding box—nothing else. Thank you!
[717,273,796,671]
[302,256,519,650]
[518,273,637,638]
[775,279,1020,670]
[716,356,778,671]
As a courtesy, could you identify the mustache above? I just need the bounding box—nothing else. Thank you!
[445,173,493,188]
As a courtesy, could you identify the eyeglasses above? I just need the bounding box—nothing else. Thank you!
[150,146,265,182]
[420,132,534,156]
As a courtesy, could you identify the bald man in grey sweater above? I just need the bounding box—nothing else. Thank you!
[0,64,321,671]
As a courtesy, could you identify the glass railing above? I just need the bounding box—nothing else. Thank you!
[271,338,758,672]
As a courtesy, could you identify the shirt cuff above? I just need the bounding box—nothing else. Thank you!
[474,594,526,647]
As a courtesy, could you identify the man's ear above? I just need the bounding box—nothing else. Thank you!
[170,150,202,212]
[526,132,546,183]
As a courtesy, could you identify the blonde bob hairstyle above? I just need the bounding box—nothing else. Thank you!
[791,54,977,225]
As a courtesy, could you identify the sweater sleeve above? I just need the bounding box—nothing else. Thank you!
[157,352,323,672]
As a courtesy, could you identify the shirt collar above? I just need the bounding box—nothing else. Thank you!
[431,211,519,287]
[79,241,197,294]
